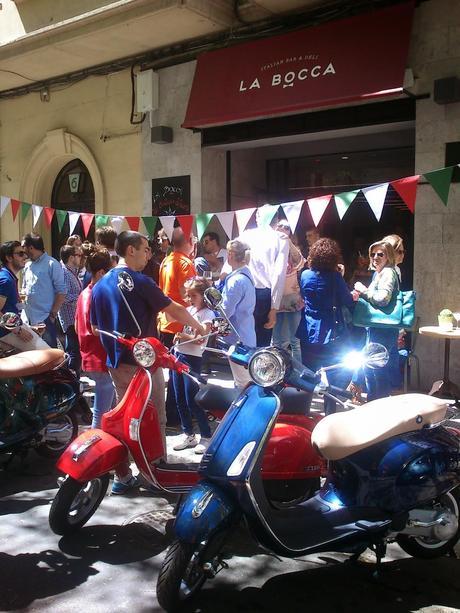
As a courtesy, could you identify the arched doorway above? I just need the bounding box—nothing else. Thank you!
[51,159,95,259]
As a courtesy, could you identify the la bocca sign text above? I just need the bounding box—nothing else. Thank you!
[239,61,336,93]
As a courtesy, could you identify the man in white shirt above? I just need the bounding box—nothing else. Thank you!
[236,216,289,347]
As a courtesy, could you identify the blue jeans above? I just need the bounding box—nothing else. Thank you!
[64,325,81,377]
[272,310,302,363]
[42,315,58,348]
[300,340,351,415]
[365,327,399,401]
[88,371,116,429]
[171,352,211,438]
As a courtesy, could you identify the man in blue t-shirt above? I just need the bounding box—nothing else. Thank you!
[90,230,206,494]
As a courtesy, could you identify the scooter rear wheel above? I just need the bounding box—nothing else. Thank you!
[396,489,460,559]
[49,474,109,535]
[36,411,78,458]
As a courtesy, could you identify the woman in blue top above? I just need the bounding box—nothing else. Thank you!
[296,238,354,415]
[221,239,256,389]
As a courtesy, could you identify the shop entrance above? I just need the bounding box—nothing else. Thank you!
[51,159,95,259]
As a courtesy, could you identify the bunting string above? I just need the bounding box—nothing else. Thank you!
[0,165,458,239]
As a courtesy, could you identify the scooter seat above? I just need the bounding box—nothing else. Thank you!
[0,349,65,379]
[195,385,311,416]
[311,393,448,461]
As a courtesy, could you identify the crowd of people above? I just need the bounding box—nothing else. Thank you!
[0,219,409,490]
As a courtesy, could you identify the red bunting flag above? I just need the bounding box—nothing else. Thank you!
[176,215,194,238]
[390,175,420,214]
[10,199,20,221]
[81,213,95,237]
[125,216,140,231]
[43,207,55,228]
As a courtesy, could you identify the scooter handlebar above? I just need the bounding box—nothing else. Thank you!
[322,385,353,401]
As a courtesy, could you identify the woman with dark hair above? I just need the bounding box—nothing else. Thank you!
[296,238,355,415]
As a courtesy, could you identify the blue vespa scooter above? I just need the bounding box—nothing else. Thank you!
[156,289,460,612]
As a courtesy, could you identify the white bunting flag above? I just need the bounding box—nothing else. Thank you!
[307,195,332,227]
[215,211,235,240]
[110,216,124,235]
[32,205,43,228]
[68,212,80,235]
[0,196,10,218]
[362,183,389,221]
[159,216,176,241]
[235,207,256,236]
[280,200,304,233]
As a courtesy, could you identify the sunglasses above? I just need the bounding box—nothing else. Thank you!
[13,250,27,256]
[371,251,385,258]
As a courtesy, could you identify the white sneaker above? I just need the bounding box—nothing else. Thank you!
[173,434,198,451]
[194,437,211,455]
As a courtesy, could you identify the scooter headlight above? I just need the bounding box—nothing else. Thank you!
[133,340,156,368]
[248,348,287,388]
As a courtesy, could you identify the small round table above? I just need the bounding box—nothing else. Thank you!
[419,326,460,399]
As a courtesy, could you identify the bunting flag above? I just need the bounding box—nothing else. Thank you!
[215,211,235,240]
[32,205,43,228]
[159,215,176,241]
[110,216,124,234]
[256,204,279,228]
[95,214,109,228]
[424,166,454,206]
[176,215,194,239]
[235,207,256,235]
[21,202,31,222]
[195,213,214,240]
[68,211,80,235]
[126,216,140,231]
[281,200,304,234]
[43,207,55,228]
[142,216,158,236]
[0,196,10,218]
[334,190,360,220]
[307,195,332,227]
[362,183,389,221]
[81,213,94,238]
[10,199,20,221]
[391,175,420,214]
[55,209,67,232]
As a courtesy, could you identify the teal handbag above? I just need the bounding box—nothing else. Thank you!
[353,290,416,330]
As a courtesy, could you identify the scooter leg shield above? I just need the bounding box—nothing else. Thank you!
[175,482,238,544]
[56,428,127,481]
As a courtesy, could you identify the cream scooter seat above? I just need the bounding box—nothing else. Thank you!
[311,394,449,461]
[0,349,65,379]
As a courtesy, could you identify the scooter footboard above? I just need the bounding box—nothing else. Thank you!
[56,428,128,481]
[175,482,238,544]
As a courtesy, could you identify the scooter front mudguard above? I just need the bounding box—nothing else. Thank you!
[56,428,128,481]
[174,482,239,545]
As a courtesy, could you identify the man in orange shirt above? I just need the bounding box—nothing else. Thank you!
[158,227,197,347]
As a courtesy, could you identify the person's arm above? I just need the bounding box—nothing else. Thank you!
[270,234,289,311]
[162,301,207,337]
[50,293,66,320]
[336,273,355,309]
[358,268,398,306]
[49,261,67,320]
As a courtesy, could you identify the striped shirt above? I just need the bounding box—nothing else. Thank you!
[58,264,82,332]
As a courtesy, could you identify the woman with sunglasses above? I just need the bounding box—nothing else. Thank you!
[352,240,399,401]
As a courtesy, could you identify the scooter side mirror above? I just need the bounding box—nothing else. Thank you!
[204,287,223,309]
[0,312,22,330]
[361,342,389,369]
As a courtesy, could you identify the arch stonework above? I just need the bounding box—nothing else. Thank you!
[20,128,104,210]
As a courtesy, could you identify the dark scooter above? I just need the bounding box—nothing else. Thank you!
[157,290,460,612]
[0,314,82,463]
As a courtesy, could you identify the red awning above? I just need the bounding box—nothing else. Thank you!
[183,2,414,129]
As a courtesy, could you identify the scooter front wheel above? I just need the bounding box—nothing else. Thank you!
[49,474,109,535]
[157,536,224,611]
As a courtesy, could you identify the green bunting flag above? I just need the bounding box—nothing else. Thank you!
[55,209,68,232]
[95,214,110,228]
[142,216,158,237]
[195,213,214,239]
[424,166,454,206]
[20,202,31,221]
[334,190,360,220]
